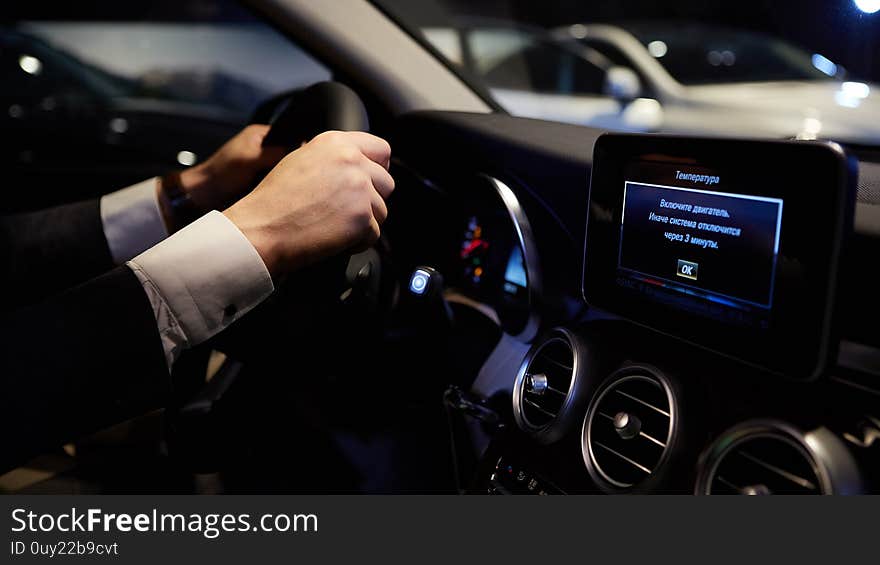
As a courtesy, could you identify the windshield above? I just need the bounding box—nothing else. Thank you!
[377,0,880,145]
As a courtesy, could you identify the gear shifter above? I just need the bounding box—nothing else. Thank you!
[408,266,454,328]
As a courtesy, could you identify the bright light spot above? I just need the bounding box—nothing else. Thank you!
[176,150,197,166]
[109,118,129,134]
[797,117,823,140]
[647,40,668,58]
[855,0,880,14]
[18,55,42,75]
[835,82,870,108]
[569,24,588,39]
[804,118,822,134]
[835,91,862,108]
[842,81,870,98]
[812,54,838,76]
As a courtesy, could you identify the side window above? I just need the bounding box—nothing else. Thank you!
[582,39,634,69]
[582,38,654,97]
[562,49,609,95]
[1,0,331,212]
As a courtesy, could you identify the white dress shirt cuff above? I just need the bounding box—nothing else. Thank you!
[127,211,274,364]
[100,177,169,264]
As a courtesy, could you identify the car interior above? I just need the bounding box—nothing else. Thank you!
[2,0,879,495]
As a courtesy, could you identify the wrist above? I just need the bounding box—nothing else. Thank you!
[158,171,202,233]
[178,164,214,211]
[223,204,285,279]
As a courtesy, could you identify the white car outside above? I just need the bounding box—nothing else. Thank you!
[425,22,880,144]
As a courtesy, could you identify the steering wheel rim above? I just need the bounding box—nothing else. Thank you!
[254,81,370,148]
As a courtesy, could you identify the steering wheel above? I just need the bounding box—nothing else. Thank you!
[255,81,370,147]
[166,83,396,469]
[215,81,393,356]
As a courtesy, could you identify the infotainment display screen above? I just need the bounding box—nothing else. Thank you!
[584,134,855,379]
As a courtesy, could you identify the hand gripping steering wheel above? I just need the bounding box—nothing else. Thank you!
[251,81,390,342]
[167,83,395,470]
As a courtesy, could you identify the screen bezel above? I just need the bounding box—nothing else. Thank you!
[583,134,855,380]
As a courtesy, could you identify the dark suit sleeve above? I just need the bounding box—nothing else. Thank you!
[0,200,115,309]
[0,266,170,472]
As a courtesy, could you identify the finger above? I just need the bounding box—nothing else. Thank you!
[344,132,392,168]
[370,189,389,225]
[244,124,271,145]
[246,123,271,135]
[350,217,381,254]
[366,216,382,246]
[244,124,287,167]
[364,158,395,200]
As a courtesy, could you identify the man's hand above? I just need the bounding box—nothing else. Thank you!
[223,131,394,277]
[177,125,288,212]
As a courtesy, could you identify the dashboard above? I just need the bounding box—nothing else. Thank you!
[449,177,537,338]
[391,111,880,495]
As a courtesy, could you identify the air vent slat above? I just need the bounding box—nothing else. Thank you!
[736,450,817,491]
[639,430,667,448]
[594,442,652,475]
[542,356,573,371]
[614,389,670,417]
[715,475,742,493]
[525,385,567,398]
[583,372,675,490]
[523,398,558,419]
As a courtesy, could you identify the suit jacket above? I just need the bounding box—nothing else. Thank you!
[0,200,168,472]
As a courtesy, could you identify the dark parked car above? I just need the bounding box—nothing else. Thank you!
[0,29,259,212]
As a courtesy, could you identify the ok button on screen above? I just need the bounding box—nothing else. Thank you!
[677,259,699,281]
[618,181,783,309]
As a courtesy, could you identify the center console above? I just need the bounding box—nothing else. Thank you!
[468,134,877,495]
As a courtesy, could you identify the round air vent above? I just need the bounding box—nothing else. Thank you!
[696,420,863,495]
[582,369,676,491]
[513,329,587,444]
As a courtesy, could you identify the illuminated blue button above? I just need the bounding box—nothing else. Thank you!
[409,269,431,295]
